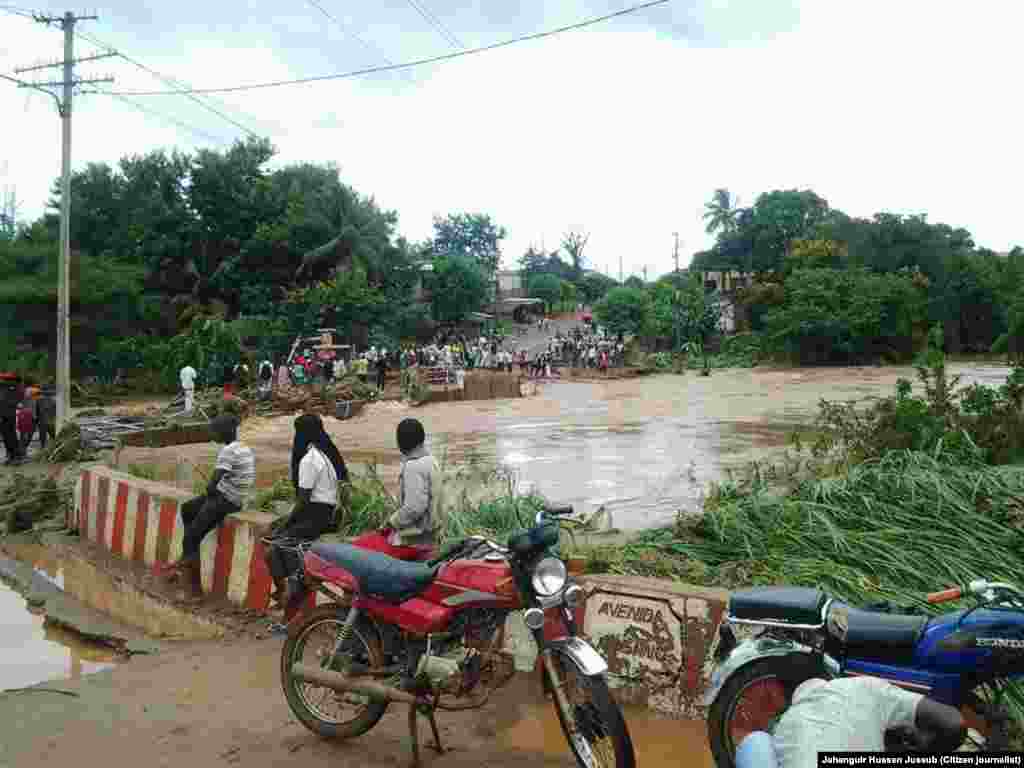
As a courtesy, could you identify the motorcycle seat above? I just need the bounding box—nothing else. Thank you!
[827,602,928,664]
[729,587,829,626]
[310,542,437,604]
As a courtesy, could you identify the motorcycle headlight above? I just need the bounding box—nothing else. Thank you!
[531,557,567,597]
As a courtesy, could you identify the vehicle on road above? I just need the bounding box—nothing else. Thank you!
[280,504,635,768]
[704,580,1024,766]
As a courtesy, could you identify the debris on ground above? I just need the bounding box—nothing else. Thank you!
[0,473,73,533]
[41,422,98,463]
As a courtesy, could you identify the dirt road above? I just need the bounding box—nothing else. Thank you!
[0,634,708,768]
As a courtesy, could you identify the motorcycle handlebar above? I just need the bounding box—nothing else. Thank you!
[542,504,574,516]
[926,587,963,604]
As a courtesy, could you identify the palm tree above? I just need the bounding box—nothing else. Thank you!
[703,188,740,236]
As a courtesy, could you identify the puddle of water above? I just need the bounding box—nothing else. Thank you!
[492,676,713,766]
[0,580,120,689]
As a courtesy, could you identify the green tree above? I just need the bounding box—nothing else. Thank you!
[431,212,506,276]
[528,273,562,313]
[560,279,577,311]
[561,231,589,282]
[703,188,740,236]
[747,189,830,274]
[429,254,490,324]
[624,276,645,290]
[765,267,924,364]
[594,287,649,336]
[674,273,723,350]
[579,272,617,305]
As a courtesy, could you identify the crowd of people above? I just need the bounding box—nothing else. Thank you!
[173,317,631,419]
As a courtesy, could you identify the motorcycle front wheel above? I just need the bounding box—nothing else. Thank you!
[707,655,826,768]
[547,654,635,768]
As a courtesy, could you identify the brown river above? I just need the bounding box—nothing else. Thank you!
[119,362,1015,531]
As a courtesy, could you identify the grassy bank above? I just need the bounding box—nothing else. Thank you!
[593,449,1024,604]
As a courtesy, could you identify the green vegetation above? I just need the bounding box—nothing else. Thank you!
[692,188,1024,364]
[0,473,73,535]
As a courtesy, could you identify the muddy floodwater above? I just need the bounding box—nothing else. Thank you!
[118,363,1014,531]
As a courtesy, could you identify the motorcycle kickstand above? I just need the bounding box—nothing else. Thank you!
[407,698,444,768]
[408,703,421,768]
[425,696,445,755]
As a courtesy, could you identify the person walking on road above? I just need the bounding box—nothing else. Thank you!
[180,364,197,414]
[165,415,255,600]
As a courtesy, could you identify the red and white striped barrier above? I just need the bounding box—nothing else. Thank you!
[71,466,275,611]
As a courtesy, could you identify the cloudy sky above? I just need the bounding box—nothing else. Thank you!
[1,0,1020,278]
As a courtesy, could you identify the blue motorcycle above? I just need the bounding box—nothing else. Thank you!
[704,579,1024,766]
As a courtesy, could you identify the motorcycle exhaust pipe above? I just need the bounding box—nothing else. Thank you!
[290,663,418,704]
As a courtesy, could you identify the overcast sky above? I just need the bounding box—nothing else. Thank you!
[2,0,1021,279]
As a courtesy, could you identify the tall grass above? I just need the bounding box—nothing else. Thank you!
[631,447,1024,606]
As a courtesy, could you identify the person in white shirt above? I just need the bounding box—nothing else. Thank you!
[179,364,197,413]
[265,413,349,614]
[333,357,345,379]
[166,415,254,600]
[736,677,965,768]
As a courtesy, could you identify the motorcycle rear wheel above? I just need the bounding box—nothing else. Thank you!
[548,655,635,768]
[280,605,389,740]
[707,655,826,768]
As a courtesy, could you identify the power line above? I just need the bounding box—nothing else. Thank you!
[107,93,232,145]
[75,29,262,138]
[406,0,463,49]
[1,9,258,142]
[305,0,395,65]
[93,0,668,97]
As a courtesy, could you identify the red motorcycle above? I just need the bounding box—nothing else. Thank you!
[280,505,635,768]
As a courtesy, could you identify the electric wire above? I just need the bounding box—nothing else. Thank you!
[406,0,463,49]
[91,0,668,97]
[107,93,232,145]
[75,28,262,138]
[305,0,395,65]
[0,8,262,138]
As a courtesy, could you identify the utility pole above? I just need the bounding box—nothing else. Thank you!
[619,254,623,284]
[14,12,115,433]
[642,265,648,283]
[673,231,680,274]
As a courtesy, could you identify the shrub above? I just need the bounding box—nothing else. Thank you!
[809,324,1024,465]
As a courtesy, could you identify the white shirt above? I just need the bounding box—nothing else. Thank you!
[180,365,197,390]
[298,445,338,505]
[774,678,922,768]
